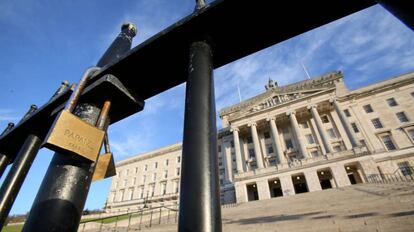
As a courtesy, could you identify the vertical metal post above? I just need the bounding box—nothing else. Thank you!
[178,40,221,232]
[0,134,42,227]
[139,209,143,230]
[377,0,414,31]
[0,123,14,178]
[114,215,119,231]
[0,105,40,228]
[127,213,132,232]
[22,103,103,232]
[158,207,162,224]
[149,210,153,227]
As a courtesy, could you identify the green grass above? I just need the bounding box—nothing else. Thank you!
[2,224,23,232]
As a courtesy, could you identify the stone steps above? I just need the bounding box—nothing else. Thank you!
[83,182,414,231]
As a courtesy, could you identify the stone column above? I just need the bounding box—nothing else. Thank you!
[222,139,233,183]
[287,111,309,158]
[256,179,271,200]
[231,128,244,173]
[248,122,265,169]
[304,170,322,192]
[234,182,247,203]
[331,99,359,148]
[308,105,333,154]
[279,175,295,196]
[331,165,351,187]
[267,117,286,164]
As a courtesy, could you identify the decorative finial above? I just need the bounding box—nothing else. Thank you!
[121,22,137,38]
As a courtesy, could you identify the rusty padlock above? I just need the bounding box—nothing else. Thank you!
[93,133,116,181]
[43,67,105,162]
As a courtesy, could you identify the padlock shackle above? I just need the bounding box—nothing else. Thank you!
[65,67,101,112]
[96,100,111,130]
[104,134,111,154]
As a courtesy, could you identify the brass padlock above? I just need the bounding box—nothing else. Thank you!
[92,152,116,181]
[93,132,116,181]
[43,67,105,162]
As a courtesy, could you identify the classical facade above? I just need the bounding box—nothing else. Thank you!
[105,70,414,212]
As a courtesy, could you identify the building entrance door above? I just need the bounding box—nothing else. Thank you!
[292,174,308,194]
[246,183,259,201]
[268,179,283,198]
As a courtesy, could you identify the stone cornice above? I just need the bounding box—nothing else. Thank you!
[116,143,182,167]
[338,71,414,102]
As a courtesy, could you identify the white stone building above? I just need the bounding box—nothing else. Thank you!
[105,70,414,212]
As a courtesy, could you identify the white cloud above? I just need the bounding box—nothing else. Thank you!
[0,109,18,122]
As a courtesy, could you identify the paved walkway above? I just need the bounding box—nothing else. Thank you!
[85,182,414,232]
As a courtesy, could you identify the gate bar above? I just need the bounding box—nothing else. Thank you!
[0,123,14,178]
[377,0,414,31]
[178,39,222,231]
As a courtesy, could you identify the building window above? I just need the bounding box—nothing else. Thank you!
[165,159,169,166]
[327,128,337,139]
[125,169,129,176]
[285,139,293,149]
[128,189,134,200]
[154,162,158,169]
[381,135,396,151]
[408,129,414,141]
[264,132,271,139]
[301,122,309,128]
[248,148,255,158]
[135,167,138,174]
[177,156,181,163]
[150,185,155,197]
[118,190,124,202]
[218,157,223,166]
[220,179,224,185]
[371,118,383,129]
[360,139,367,147]
[152,173,157,182]
[123,179,127,187]
[140,187,144,199]
[247,136,253,143]
[344,109,351,117]
[363,104,374,113]
[396,112,409,123]
[142,175,146,183]
[310,150,319,157]
[218,145,222,152]
[144,165,148,171]
[163,170,168,179]
[230,141,234,147]
[267,145,274,154]
[161,182,167,195]
[386,98,398,107]
[333,145,342,152]
[321,115,329,123]
[305,134,315,144]
[398,161,412,176]
[176,168,180,176]
[351,123,359,133]
[175,181,179,193]
[282,127,289,134]
[132,177,136,186]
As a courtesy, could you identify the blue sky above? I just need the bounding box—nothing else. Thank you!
[0,1,413,215]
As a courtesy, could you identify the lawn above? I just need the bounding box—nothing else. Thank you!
[2,224,23,232]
